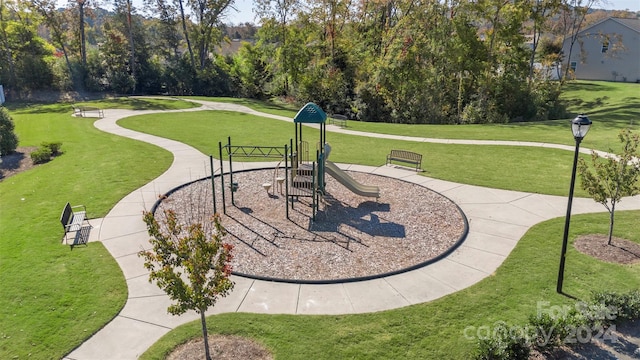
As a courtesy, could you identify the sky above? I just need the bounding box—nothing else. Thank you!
[60,0,640,26]
[189,0,640,25]
[599,0,640,12]
[223,0,257,25]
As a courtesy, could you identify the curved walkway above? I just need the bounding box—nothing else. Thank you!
[66,101,640,359]
[187,99,614,158]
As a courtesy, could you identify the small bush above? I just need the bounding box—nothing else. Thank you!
[528,312,575,350]
[474,322,530,360]
[41,141,62,156]
[593,290,640,321]
[475,290,640,357]
[0,106,19,155]
[460,100,508,124]
[574,301,616,328]
[30,148,52,164]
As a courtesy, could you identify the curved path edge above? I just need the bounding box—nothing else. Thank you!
[65,100,640,359]
[186,98,614,158]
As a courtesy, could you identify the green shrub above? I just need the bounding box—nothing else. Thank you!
[593,290,640,321]
[460,100,509,125]
[573,301,616,328]
[0,106,19,155]
[30,148,52,164]
[41,141,62,156]
[528,311,580,350]
[474,322,530,360]
[476,290,640,357]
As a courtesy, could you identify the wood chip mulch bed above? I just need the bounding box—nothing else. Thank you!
[0,146,38,181]
[166,335,272,360]
[155,168,467,282]
[574,234,640,264]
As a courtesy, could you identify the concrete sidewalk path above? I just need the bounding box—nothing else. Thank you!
[65,102,640,359]
[188,99,613,158]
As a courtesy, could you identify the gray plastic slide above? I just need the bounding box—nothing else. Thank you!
[325,161,380,198]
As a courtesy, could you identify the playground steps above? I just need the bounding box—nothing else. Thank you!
[296,164,314,177]
[292,175,314,190]
[292,164,315,193]
[290,185,314,197]
[292,164,315,197]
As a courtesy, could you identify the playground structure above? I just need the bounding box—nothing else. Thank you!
[211,103,380,222]
[153,102,466,283]
[291,103,380,201]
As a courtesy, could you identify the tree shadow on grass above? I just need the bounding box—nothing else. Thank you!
[6,98,194,114]
[93,98,195,110]
[562,81,614,93]
[563,96,610,110]
[579,103,640,128]
[5,102,73,114]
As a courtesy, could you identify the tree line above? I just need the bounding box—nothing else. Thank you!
[0,0,635,123]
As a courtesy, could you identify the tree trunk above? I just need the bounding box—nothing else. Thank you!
[177,0,196,71]
[528,19,538,82]
[61,44,76,87]
[79,0,86,67]
[608,203,615,245]
[563,39,576,82]
[281,15,288,94]
[561,2,593,82]
[200,310,211,360]
[198,4,207,70]
[126,0,136,93]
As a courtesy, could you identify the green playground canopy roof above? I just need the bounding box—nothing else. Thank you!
[294,102,327,124]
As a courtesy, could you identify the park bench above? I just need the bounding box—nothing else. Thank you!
[60,202,90,248]
[386,150,422,171]
[329,114,348,127]
[72,105,104,118]
[72,105,83,117]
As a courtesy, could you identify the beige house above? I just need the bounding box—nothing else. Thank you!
[562,17,640,82]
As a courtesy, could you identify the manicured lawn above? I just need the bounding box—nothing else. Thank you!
[1,82,638,358]
[141,211,640,359]
[119,110,594,197]
[7,96,199,114]
[561,81,640,126]
[0,99,191,359]
[185,96,298,118]
[190,81,640,153]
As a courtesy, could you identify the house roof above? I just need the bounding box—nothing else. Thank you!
[612,17,640,33]
[577,17,640,36]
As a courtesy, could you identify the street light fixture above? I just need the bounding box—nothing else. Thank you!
[557,114,592,294]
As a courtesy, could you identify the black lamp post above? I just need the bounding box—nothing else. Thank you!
[557,114,592,294]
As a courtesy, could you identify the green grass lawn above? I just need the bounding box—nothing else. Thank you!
[119,86,640,358]
[141,211,640,359]
[189,81,640,153]
[0,99,193,359]
[119,110,595,197]
[1,82,638,359]
[184,96,298,118]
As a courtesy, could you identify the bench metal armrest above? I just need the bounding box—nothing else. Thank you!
[70,204,86,212]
